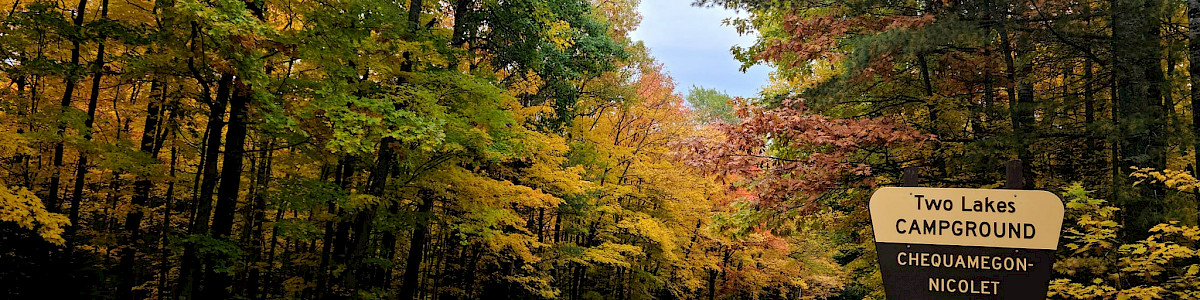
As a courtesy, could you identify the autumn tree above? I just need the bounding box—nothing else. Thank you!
[686,85,737,124]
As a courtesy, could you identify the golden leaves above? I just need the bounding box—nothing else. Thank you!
[1052,185,1200,299]
[0,116,33,161]
[1048,278,1117,299]
[1130,167,1200,192]
[579,242,644,268]
[0,181,70,245]
[546,20,577,50]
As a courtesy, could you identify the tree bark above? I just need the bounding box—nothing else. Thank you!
[204,79,252,298]
[118,84,160,300]
[159,132,178,300]
[179,73,231,299]
[998,20,1036,189]
[68,0,111,233]
[345,137,394,290]
[1113,0,1167,235]
[319,157,354,299]
[398,193,434,299]
[1188,0,1200,222]
[46,0,90,212]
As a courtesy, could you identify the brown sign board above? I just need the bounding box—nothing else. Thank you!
[869,187,1065,299]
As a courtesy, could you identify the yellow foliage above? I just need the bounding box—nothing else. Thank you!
[282,276,313,299]
[1051,185,1200,299]
[0,113,32,165]
[580,242,644,268]
[546,20,576,50]
[1130,167,1200,192]
[1116,286,1167,300]
[0,181,70,245]
[341,194,384,212]
[1048,279,1117,299]
[616,215,678,260]
[505,70,545,98]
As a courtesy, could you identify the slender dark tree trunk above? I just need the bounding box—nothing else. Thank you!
[204,79,252,298]
[13,74,32,189]
[118,86,160,300]
[1113,0,1167,235]
[193,74,231,234]
[450,0,474,49]
[159,131,178,300]
[398,194,434,299]
[998,21,1036,188]
[241,139,272,300]
[67,0,111,232]
[179,73,231,299]
[379,205,399,286]
[319,157,354,298]
[917,53,945,176]
[46,0,90,212]
[347,0,424,293]
[345,137,394,290]
[1085,60,1097,153]
[1188,0,1200,220]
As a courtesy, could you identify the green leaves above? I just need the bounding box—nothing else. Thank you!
[685,85,738,124]
[313,88,441,155]
[181,233,245,274]
[176,0,269,38]
[269,178,347,212]
[466,0,625,130]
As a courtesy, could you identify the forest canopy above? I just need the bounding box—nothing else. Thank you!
[3,0,1200,299]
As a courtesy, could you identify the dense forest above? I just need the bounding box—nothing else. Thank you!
[3,0,1200,298]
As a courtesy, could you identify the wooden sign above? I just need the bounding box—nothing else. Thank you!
[869,187,1064,299]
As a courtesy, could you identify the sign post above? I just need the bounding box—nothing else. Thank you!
[869,187,1064,299]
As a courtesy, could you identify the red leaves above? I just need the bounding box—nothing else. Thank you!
[760,15,850,65]
[679,99,932,213]
[757,13,936,69]
[882,14,936,31]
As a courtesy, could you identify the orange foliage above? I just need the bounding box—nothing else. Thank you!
[758,13,935,68]
[679,99,932,213]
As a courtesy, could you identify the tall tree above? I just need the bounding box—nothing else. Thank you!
[1113,0,1168,233]
[685,85,737,124]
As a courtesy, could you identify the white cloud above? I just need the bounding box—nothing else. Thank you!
[630,0,771,98]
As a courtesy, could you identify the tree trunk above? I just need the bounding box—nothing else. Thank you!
[1189,0,1200,222]
[319,157,353,299]
[347,0,423,292]
[918,52,948,180]
[1085,60,1097,156]
[179,73,231,299]
[1113,0,1167,236]
[46,0,90,212]
[345,137,395,290]
[118,77,160,300]
[399,194,434,299]
[159,133,178,300]
[241,139,272,299]
[67,0,110,232]
[203,79,252,298]
[999,22,1036,189]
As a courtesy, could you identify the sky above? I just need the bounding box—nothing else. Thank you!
[629,1,773,99]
